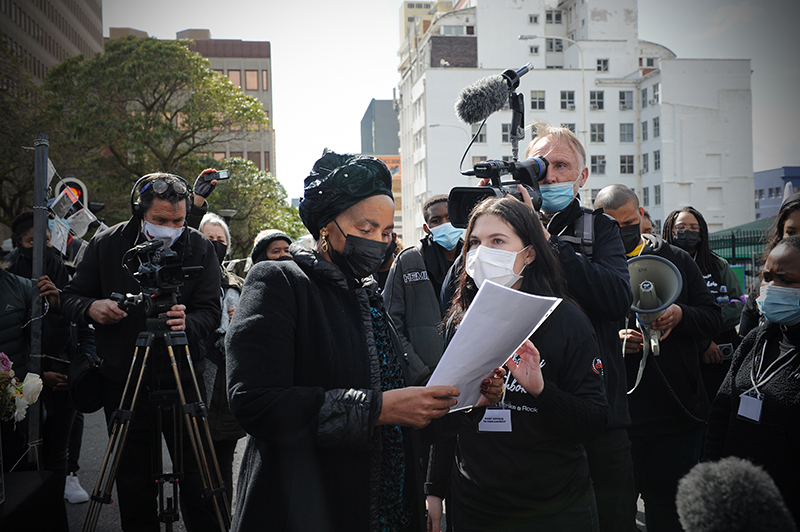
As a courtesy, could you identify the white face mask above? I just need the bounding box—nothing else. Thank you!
[465,245,529,288]
[142,220,185,248]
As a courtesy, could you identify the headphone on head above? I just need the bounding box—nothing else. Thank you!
[129,173,192,219]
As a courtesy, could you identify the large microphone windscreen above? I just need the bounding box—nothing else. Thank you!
[454,74,508,125]
[676,457,798,532]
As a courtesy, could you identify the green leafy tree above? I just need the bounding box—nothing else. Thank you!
[44,36,269,224]
[0,41,47,224]
[207,158,305,260]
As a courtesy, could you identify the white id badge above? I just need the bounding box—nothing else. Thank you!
[737,393,763,423]
[478,409,512,432]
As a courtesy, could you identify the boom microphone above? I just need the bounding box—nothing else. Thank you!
[454,63,532,125]
[676,457,798,532]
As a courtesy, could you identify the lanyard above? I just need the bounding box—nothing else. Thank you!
[747,339,798,395]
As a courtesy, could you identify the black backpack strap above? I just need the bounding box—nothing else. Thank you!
[558,208,595,259]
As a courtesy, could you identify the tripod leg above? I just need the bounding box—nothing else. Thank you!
[167,345,229,532]
[183,346,233,520]
[83,345,151,532]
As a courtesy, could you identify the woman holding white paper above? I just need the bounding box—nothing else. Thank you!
[426,196,609,532]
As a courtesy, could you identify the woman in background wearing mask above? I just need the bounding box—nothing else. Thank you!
[704,235,800,523]
[198,212,246,506]
[739,192,800,338]
[225,150,503,532]
[426,196,608,532]
[663,207,744,402]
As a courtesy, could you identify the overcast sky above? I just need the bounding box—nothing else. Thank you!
[103,0,800,200]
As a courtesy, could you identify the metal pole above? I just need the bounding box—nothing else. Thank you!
[28,133,48,469]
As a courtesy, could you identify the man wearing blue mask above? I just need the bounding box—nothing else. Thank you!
[524,122,639,532]
[383,194,463,384]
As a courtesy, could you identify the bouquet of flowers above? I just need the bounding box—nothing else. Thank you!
[0,352,43,425]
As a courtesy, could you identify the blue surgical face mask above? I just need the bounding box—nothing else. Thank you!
[429,222,463,251]
[757,284,800,326]
[539,181,576,214]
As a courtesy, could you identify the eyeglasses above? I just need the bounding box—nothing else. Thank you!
[140,178,190,197]
[674,224,700,231]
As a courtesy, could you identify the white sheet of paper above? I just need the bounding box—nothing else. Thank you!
[426,280,561,411]
[50,217,71,255]
[65,208,97,238]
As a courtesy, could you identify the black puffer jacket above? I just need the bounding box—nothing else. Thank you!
[226,243,427,532]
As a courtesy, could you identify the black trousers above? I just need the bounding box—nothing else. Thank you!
[102,373,220,532]
[584,427,639,532]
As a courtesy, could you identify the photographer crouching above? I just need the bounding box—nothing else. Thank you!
[61,173,222,531]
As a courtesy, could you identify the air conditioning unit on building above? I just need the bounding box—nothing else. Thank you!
[638,169,645,175]
[649,99,658,105]
[567,103,576,110]
[590,104,599,110]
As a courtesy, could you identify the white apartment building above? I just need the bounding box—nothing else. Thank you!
[397,0,753,242]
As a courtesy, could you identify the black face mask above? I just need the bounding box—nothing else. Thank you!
[17,246,57,260]
[211,240,227,265]
[383,239,398,264]
[329,220,388,279]
[673,230,702,252]
[619,224,642,254]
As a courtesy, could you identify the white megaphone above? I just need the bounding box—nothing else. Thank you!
[626,255,682,393]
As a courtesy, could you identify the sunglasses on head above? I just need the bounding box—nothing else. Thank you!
[140,178,190,197]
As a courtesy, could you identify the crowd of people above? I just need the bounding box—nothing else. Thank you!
[1,120,799,532]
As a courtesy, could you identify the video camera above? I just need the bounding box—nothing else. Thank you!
[447,62,550,228]
[112,240,203,318]
[448,156,549,228]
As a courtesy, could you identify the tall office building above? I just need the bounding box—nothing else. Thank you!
[361,98,402,236]
[108,28,275,175]
[397,0,753,243]
[1,0,104,83]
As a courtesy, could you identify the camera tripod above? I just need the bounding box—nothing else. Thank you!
[83,317,231,532]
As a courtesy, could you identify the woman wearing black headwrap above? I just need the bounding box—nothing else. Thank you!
[226,150,502,532]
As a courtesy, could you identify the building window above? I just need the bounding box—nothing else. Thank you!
[472,156,487,166]
[561,123,576,133]
[561,91,575,110]
[653,117,660,138]
[590,91,604,110]
[471,124,486,143]
[642,153,649,173]
[228,70,241,87]
[247,152,261,170]
[642,121,648,141]
[769,188,775,199]
[245,70,258,91]
[530,90,545,110]
[546,10,562,23]
[641,88,648,108]
[646,58,656,67]
[597,59,609,72]
[547,38,563,52]
[502,123,512,143]
[591,155,606,174]
[620,123,634,142]
[213,152,226,161]
[643,187,650,207]
[408,16,415,22]
[654,185,661,205]
[619,91,633,110]
[529,45,540,55]
[653,83,660,103]
[590,123,605,143]
[777,187,783,199]
[759,189,765,200]
[442,26,465,35]
[621,155,634,174]
[529,14,539,23]
[654,150,661,170]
